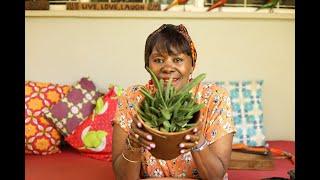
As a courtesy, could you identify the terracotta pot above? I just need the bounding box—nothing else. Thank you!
[136,111,201,160]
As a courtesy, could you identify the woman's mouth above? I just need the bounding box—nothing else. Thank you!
[161,78,180,86]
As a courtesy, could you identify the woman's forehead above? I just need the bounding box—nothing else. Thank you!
[152,42,184,55]
[151,47,181,57]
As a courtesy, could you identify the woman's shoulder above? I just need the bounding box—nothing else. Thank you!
[121,84,144,96]
[197,82,230,97]
[118,84,149,104]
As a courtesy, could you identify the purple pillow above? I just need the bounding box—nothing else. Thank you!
[44,77,101,136]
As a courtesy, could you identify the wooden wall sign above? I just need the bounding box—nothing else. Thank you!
[25,0,49,10]
[66,2,161,10]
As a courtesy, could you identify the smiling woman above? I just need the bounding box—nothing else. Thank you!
[146,25,195,91]
[112,24,236,180]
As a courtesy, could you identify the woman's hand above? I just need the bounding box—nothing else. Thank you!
[179,126,205,154]
[128,115,156,151]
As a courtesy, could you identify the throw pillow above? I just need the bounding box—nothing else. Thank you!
[25,81,71,155]
[65,85,122,161]
[44,77,101,136]
[211,80,265,147]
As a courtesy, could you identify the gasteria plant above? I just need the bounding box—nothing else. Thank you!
[136,67,206,132]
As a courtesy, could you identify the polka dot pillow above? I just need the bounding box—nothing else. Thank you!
[25,81,71,155]
[210,80,266,147]
[44,77,101,137]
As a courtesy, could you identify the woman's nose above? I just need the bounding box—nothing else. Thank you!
[161,61,175,74]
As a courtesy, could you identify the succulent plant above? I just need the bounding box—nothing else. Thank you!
[136,67,206,132]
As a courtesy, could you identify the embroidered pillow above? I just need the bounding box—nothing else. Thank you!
[65,86,122,161]
[211,80,265,146]
[25,81,71,155]
[44,77,101,136]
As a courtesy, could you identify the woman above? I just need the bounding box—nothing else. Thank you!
[112,24,236,180]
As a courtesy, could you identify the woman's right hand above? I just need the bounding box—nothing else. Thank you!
[127,115,156,151]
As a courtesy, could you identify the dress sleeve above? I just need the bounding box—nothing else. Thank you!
[202,85,237,145]
[113,85,143,133]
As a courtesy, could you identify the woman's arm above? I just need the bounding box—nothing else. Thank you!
[112,123,142,180]
[187,85,235,180]
[191,133,234,180]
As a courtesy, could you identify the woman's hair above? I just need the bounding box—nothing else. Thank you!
[144,24,197,68]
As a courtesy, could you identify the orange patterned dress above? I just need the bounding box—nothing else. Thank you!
[113,82,236,179]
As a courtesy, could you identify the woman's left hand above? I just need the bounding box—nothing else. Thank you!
[178,127,205,154]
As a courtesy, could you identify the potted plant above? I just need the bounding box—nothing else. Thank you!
[136,67,206,160]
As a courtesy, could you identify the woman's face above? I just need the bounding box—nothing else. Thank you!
[148,46,194,91]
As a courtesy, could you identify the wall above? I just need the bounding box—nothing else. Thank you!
[25,11,294,141]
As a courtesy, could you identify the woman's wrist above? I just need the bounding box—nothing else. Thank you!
[123,136,143,162]
[126,136,141,150]
[191,134,207,153]
[122,148,142,162]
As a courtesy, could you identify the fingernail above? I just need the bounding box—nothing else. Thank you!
[193,128,198,133]
[137,122,142,128]
[185,135,190,140]
[146,135,153,141]
[180,149,185,154]
[179,143,185,148]
[150,143,156,149]
[146,146,151,150]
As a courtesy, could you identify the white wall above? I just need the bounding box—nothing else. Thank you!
[25,12,294,141]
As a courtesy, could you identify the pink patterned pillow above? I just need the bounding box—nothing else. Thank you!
[44,77,101,136]
[65,86,119,161]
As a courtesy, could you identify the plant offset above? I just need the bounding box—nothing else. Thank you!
[136,67,206,132]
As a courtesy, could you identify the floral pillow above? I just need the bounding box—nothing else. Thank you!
[210,80,265,147]
[44,77,101,137]
[25,81,71,155]
[65,85,122,161]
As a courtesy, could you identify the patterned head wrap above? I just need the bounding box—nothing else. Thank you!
[144,24,197,67]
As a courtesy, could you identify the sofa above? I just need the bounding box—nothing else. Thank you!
[25,79,294,180]
[25,140,294,180]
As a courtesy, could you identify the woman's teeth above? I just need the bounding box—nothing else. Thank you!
[163,78,178,83]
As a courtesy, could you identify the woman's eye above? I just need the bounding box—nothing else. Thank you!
[174,58,183,63]
[154,58,163,63]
